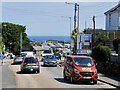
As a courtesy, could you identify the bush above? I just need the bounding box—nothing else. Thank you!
[113,37,120,54]
[92,45,110,62]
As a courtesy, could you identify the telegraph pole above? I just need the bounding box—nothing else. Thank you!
[93,16,96,45]
[74,3,77,31]
[77,4,79,33]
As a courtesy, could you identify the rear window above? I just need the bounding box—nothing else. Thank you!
[45,55,55,59]
[54,53,59,55]
[44,50,51,54]
[24,57,38,63]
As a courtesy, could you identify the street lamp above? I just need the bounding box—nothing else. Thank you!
[66,2,80,54]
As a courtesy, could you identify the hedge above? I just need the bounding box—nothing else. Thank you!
[92,45,110,62]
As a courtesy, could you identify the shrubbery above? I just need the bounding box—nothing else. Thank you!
[92,45,110,62]
[113,37,120,54]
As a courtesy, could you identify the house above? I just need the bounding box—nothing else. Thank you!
[104,3,120,30]
[33,46,50,56]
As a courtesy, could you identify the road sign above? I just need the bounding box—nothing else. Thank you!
[50,48,53,51]
[77,34,92,55]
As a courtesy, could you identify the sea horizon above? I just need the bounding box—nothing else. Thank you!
[27,36,73,43]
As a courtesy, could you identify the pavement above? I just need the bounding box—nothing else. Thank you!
[98,73,120,88]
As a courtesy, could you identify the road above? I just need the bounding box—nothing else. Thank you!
[2,58,116,89]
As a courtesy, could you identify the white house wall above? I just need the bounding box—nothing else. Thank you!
[106,11,119,30]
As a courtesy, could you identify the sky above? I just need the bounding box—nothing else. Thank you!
[2,1,119,36]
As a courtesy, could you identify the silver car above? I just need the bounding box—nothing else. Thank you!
[21,56,40,73]
[44,55,57,67]
[14,55,24,64]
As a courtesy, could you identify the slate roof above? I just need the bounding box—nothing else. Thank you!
[105,3,120,14]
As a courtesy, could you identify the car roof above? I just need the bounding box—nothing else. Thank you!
[25,55,36,58]
[66,55,92,59]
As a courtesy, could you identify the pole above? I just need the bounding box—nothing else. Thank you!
[69,17,72,54]
[77,4,79,33]
[93,16,96,45]
[85,21,87,30]
[74,3,77,31]
[20,32,22,52]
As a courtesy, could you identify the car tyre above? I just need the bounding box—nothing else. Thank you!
[55,65,57,67]
[63,71,67,80]
[70,75,75,84]
[37,70,40,73]
[21,69,24,74]
[93,80,97,84]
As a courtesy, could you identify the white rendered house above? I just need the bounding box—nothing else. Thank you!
[105,3,120,30]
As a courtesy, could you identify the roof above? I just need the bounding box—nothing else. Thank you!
[105,3,120,14]
[33,46,50,51]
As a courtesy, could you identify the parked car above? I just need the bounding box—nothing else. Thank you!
[21,56,40,73]
[43,55,57,67]
[63,55,98,84]
[41,50,53,61]
[13,55,24,64]
[54,53,61,60]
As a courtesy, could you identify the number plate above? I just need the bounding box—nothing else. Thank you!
[28,63,35,65]
[83,77,91,79]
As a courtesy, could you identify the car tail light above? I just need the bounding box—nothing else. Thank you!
[23,63,28,65]
[35,62,39,65]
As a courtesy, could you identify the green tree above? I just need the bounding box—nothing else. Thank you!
[2,22,33,55]
[71,28,78,55]
[96,34,109,46]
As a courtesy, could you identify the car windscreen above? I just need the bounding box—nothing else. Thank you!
[45,55,55,59]
[54,53,59,55]
[44,50,51,53]
[20,54,26,57]
[24,57,38,63]
[73,58,94,67]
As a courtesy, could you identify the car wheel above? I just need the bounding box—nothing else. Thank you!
[37,70,40,73]
[55,65,57,67]
[63,71,67,80]
[70,75,75,84]
[21,69,24,74]
[93,80,97,84]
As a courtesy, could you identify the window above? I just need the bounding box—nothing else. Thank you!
[119,12,120,29]
[109,14,111,27]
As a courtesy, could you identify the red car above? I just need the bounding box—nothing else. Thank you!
[63,55,98,84]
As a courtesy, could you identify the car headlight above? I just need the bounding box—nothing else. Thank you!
[94,69,97,73]
[74,68,80,73]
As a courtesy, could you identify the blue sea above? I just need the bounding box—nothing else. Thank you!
[27,36,73,43]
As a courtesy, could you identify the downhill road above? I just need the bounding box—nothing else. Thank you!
[4,59,116,89]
